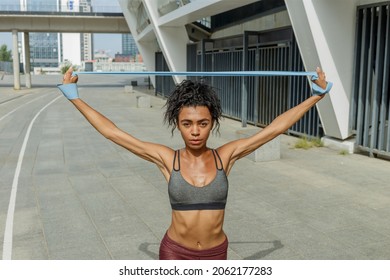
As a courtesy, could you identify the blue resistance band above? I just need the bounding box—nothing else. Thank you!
[59,70,331,98]
[74,71,317,77]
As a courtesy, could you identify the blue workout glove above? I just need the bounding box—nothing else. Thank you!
[311,74,333,95]
[57,73,79,100]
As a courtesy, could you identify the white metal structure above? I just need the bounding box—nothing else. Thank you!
[117,0,260,85]
[116,0,388,144]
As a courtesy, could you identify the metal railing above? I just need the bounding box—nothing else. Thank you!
[158,0,191,16]
[351,2,390,157]
[157,29,321,138]
[0,61,13,74]
[0,4,121,13]
[136,3,150,34]
[157,0,210,28]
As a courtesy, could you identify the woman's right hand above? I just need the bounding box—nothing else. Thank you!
[57,67,80,100]
[63,67,78,84]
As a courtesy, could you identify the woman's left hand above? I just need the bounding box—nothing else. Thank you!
[311,67,333,95]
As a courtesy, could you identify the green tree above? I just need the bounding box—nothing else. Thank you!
[60,62,78,74]
[0,44,12,62]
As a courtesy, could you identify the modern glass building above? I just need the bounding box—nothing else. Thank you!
[20,0,93,68]
[122,34,138,58]
[1,0,20,11]
[29,33,59,68]
[22,0,60,68]
[80,0,93,62]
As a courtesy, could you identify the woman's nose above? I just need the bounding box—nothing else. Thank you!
[191,125,200,135]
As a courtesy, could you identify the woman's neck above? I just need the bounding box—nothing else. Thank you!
[183,145,210,159]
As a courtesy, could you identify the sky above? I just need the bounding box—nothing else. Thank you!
[0,0,123,57]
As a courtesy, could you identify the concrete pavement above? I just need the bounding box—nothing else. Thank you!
[0,73,389,260]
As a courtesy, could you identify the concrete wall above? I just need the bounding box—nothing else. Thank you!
[212,10,291,39]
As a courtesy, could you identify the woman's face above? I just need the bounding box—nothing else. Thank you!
[177,106,213,150]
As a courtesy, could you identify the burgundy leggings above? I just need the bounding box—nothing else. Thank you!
[159,233,228,260]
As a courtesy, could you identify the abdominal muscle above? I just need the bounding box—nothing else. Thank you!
[167,209,226,250]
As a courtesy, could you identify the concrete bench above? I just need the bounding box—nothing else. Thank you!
[124,85,134,93]
[236,128,280,162]
[136,95,151,108]
[124,85,151,108]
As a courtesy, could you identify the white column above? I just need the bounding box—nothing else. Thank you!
[285,0,356,140]
[23,32,31,88]
[143,0,189,84]
[12,30,21,90]
[117,0,159,86]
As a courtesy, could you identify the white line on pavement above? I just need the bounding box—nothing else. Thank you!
[2,95,62,260]
[0,94,50,123]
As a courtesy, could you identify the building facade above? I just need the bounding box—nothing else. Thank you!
[19,0,93,68]
[61,0,93,66]
[80,0,93,62]
[117,0,390,158]
[122,34,138,57]
[20,0,60,68]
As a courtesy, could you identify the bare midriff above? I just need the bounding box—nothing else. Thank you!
[167,209,226,250]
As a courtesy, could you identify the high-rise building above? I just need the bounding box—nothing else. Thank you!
[20,0,93,68]
[80,0,93,61]
[122,34,138,58]
[61,0,82,65]
[21,0,60,68]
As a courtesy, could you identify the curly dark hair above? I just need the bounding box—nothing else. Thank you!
[163,79,223,135]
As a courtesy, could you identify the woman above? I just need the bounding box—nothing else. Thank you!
[58,67,332,260]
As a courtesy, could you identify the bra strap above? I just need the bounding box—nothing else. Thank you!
[212,149,224,171]
[173,150,180,171]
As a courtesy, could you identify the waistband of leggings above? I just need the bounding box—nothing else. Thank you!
[162,232,228,256]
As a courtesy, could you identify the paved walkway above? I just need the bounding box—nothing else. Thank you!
[0,74,389,260]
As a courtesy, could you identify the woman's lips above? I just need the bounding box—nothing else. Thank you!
[189,139,202,145]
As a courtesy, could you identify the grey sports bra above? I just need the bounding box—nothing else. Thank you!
[168,149,228,211]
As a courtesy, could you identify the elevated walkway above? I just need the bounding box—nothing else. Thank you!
[0,10,129,90]
[0,11,129,33]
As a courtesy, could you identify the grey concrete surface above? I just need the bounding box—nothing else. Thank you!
[0,74,389,260]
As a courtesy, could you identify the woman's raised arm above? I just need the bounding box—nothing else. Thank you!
[57,68,174,180]
[218,67,332,174]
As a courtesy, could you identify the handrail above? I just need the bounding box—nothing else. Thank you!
[0,4,121,13]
